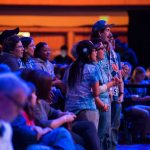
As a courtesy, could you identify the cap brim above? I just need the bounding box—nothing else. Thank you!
[0,27,19,44]
[106,24,114,28]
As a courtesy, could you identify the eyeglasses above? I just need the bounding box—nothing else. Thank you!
[96,47,105,51]
[5,94,26,109]
[28,45,35,48]
[94,43,105,51]
[15,45,24,49]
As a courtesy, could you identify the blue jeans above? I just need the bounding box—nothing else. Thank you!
[72,121,100,150]
[76,110,99,130]
[39,127,76,150]
[111,101,122,150]
[27,144,84,150]
[27,145,53,150]
[98,106,111,150]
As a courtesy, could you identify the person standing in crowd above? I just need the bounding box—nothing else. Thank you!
[64,40,109,129]
[20,37,36,69]
[0,35,24,71]
[91,20,123,150]
[0,73,29,150]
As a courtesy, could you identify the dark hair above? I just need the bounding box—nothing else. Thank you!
[26,70,52,102]
[3,35,20,53]
[20,37,33,62]
[68,40,95,89]
[24,82,36,120]
[21,37,33,48]
[16,68,33,81]
[34,42,47,58]
[130,66,146,83]
[0,27,19,45]
[61,45,68,51]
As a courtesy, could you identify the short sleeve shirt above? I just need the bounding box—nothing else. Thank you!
[65,63,100,114]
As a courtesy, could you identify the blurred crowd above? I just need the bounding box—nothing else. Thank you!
[0,20,150,150]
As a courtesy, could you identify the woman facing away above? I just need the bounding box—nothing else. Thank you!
[64,40,109,129]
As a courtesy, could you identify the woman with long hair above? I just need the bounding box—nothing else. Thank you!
[64,40,108,129]
[28,67,101,150]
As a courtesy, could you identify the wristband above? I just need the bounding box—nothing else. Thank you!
[99,84,107,93]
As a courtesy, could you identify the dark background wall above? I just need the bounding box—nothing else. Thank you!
[128,10,150,68]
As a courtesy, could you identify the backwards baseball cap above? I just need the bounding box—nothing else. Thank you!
[92,20,114,32]
[0,27,19,45]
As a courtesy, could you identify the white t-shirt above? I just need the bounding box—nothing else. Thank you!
[0,120,13,150]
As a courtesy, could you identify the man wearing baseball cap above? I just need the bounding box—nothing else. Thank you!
[91,20,114,44]
[91,20,124,150]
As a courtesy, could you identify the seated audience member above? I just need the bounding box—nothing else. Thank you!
[120,62,132,81]
[20,69,100,150]
[145,67,150,95]
[0,73,29,150]
[12,81,77,150]
[0,35,24,71]
[0,27,19,54]
[124,66,150,142]
[54,45,73,66]
[33,42,65,109]
[20,37,36,69]
[34,42,55,79]
[126,66,148,97]
[53,45,74,79]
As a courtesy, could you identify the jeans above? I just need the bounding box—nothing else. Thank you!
[76,110,99,130]
[39,127,76,150]
[72,121,100,150]
[26,145,53,150]
[111,101,122,150]
[27,143,85,150]
[98,106,111,150]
